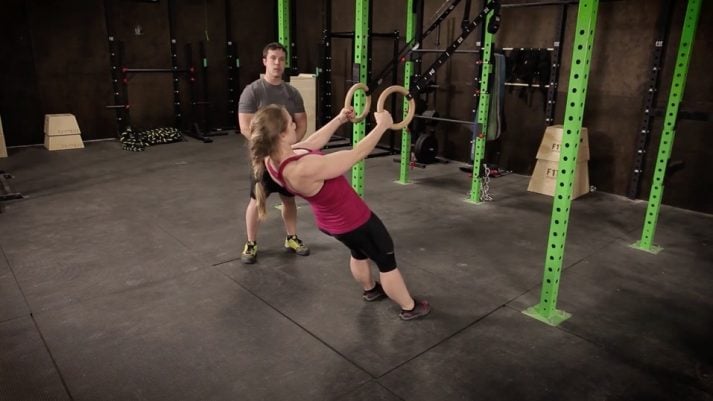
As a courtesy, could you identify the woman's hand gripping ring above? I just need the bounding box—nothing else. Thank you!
[377,85,416,130]
[344,83,371,123]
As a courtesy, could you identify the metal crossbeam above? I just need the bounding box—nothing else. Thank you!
[368,1,499,97]
[410,1,499,95]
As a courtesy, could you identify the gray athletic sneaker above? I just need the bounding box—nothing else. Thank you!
[399,299,431,321]
[362,282,387,302]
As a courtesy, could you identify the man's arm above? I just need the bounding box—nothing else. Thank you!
[293,112,308,142]
[238,113,254,140]
[288,84,308,141]
[237,82,257,140]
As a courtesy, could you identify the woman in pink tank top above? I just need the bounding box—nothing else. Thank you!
[247,104,430,321]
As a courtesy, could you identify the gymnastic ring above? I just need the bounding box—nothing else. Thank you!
[376,85,416,130]
[344,83,371,123]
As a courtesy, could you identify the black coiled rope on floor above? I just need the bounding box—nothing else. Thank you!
[120,127,183,152]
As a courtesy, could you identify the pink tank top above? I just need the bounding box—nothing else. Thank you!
[267,150,371,234]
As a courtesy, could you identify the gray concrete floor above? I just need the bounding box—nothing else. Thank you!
[0,134,711,401]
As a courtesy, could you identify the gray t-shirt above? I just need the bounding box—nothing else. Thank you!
[238,78,305,116]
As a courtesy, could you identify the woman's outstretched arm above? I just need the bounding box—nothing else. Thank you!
[291,111,393,181]
[292,108,354,150]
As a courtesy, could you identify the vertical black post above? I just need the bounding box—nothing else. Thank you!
[289,0,299,75]
[544,4,567,126]
[627,0,675,199]
[412,0,425,81]
[367,0,373,86]
[390,30,400,153]
[118,43,131,128]
[225,0,239,128]
[104,0,130,132]
[199,41,211,131]
[365,0,374,135]
[461,0,473,30]
[167,0,183,129]
[318,0,332,127]
[470,4,485,164]
[185,43,198,131]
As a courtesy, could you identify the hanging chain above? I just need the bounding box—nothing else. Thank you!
[480,163,493,201]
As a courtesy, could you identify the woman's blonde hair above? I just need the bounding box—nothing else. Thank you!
[249,104,289,219]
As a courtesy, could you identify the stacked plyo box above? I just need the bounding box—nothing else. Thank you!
[44,114,84,151]
[289,73,317,138]
[527,125,590,199]
[0,115,7,158]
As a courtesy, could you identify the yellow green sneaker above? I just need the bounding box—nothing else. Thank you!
[284,235,310,256]
[241,241,257,264]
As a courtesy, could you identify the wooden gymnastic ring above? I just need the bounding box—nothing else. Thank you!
[376,85,416,130]
[344,83,371,123]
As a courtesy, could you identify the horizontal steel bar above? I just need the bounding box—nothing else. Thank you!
[123,68,190,73]
[505,82,550,87]
[501,0,622,8]
[413,48,481,54]
[653,108,713,122]
[501,0,578,8]
[329,31,399,39]
[414,114,477,125]
[501,47,554,51]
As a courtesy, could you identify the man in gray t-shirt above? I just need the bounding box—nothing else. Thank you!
[237,42,309,264]
[238,77,305,122]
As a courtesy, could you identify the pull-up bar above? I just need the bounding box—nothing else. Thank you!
[501,0,578,7]
[412,48,481,54]
[122,68,192,74]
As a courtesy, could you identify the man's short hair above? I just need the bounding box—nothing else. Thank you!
[262,42,287,58]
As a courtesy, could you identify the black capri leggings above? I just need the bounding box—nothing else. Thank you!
[324,212,397,273]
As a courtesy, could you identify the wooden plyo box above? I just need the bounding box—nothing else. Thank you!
[43,114,84,151]
[528,125,590,199]
[536,125,590,162]
[44,134,84,151]
[44,114,81,136]
[0,115,7,158]
[527,160,590,199]
[290,74,317,138]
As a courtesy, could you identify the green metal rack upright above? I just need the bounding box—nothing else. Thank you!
[468,12,495,204]
[631,0,702,254]
[350,0,370,196]
[277,0,291,68]
[523,0,599,326]
[397,0,417,185]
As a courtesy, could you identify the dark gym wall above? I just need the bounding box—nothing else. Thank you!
[173,0,228,130]
[329,0,408,141]
[28,1,115,143]
[227,1,273,111]
[0,0,279,143]
[107,0,175,131]
[0,0,43,147]
[293,0,322,75]
[1,1,710,213]
[640,0,713,213]
[522,0,712,213]
[326,0,711,214]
